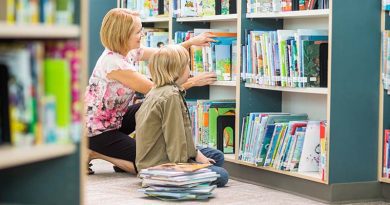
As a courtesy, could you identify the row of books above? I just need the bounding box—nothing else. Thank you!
[239,113,327,181]
[382,31,390,92]
[138,28,169,77]
[242,29,328,88]
[0,41,81,146]
[247,0,329,14]
[176,30,238,81]
[173,0,236,17]
[120,0,169,18]
[187,99,235,154]
[138,163,218,200]
[0,0,75,25]
[383,130,390,178]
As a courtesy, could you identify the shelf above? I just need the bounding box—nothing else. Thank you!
[176,14,237,22]
[224,154,236,162]
[229,159,326,184]
[246,9,329,19]
[0,144,76,170]
[245,83,328,95]
[380,177,390,184]
[210,81,236,87]
[0,23,80,39]
[141,16,170,23]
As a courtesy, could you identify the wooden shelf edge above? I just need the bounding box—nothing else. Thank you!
[226,158,327,184]
[176,14,237,22]
[246,9,330,19]
[380,177,390,184]
[224,154,236,162]
[141,17,170,23]
[0,23,80,39]
[0,144,76,170]
[211,81,237,87]
[245,83,328,94]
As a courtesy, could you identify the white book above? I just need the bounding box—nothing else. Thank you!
[298,121,321,172]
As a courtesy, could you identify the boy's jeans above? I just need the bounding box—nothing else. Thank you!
[199,147,229,187]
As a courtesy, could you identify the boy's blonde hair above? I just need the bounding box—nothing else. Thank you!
[149,45,189,87]
[100,8,139,54]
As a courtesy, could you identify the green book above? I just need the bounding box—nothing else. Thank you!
[44,59,71,143]
[208,101,235,152]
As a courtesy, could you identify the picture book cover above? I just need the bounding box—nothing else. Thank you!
[0,47,35,145]
[215,44,232,81]
[221,0,229,14]
[208,102,235,151]
[298,121,320,172]
[181,0,198,17]
[302,40,322,87]
[202,0,216,16]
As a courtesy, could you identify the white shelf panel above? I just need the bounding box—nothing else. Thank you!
[245,83,328,95]
[246,9,329,19]
[210,81,236,87]
[230,159,326,184]
[176,14,237,22]
[141,17,170,23]
[0,144,76,170]
[0,23,80,38]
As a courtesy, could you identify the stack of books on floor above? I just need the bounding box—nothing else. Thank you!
[138,163,219,200]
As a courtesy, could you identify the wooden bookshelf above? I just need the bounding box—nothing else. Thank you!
[141,16,170,23]
[0,144,76,170]
[245,83,328,94]
[246,9,329,19]
[176,14,237,22]
[211,81,236,87]
[0,23,81,39]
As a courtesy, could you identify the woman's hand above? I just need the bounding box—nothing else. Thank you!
[181,32,216,49]
[182,72,217,90]
[195,150,216,164]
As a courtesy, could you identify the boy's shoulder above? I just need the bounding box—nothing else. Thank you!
[147,84,184,102]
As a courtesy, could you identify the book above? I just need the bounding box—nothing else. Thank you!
[44,59,71,144]
[0,63,10,144]
[147,163,211,172]
[298,121,320,172]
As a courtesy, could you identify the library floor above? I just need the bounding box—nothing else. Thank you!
[87,160,389,205]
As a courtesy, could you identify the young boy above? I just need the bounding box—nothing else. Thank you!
[135,45,228,187]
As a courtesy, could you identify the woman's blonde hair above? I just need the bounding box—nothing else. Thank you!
[149,45,189,87]
[100,8,140,54]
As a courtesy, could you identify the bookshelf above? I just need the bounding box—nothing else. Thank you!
[110,0,382,203]
[379,7,390,201]
[0,0,87,204]
[227,0,382,202]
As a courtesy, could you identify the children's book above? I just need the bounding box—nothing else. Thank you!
[148,163,211,172]
[298,121,320,172]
